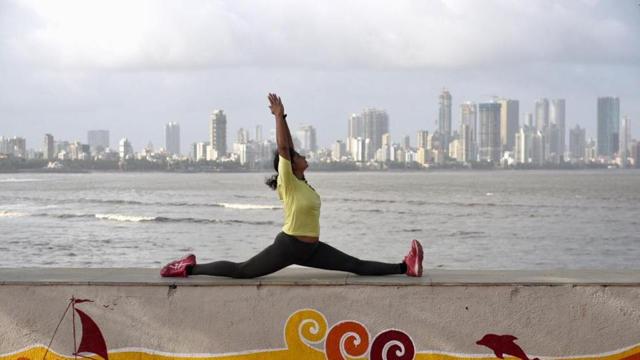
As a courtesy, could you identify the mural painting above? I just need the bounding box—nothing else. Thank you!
[1,299,639,360]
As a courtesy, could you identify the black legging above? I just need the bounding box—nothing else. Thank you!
[190,232,403,278]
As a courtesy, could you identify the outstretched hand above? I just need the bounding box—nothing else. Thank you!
[268,93,285,118]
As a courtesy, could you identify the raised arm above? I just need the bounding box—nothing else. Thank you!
[268,93,295,159]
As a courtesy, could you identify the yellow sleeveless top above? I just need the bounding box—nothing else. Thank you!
[277,155,321,237]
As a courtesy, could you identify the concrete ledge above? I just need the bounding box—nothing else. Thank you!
[1,267,639,286]
[2,268,640,358]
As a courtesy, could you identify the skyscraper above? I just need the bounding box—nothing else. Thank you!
[296,125,317,153]
[515,125,544,166]
[597,97,620,157]
[459,124,473,163]
[620,116,631,168]
[44,133,55,161]
[87,130,110,153]
[569,125,586,162]
[118,138,133,160]
[438,89,452,152]
[347,109,388,161]
[550,99,566,159]
[498,99,519,151]
[460,102,478,161]
[255,125,263,143]
[534,98,549,131]
[416,130,429,149]
[236,128,250,144]
[478,102,501,163]
[210,110,227,160]
[165,122,180,155]
[362,108,389,157]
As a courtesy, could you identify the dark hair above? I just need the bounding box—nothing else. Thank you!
[265,149,297,190]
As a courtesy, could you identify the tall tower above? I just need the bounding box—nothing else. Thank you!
[460,102,478,161]
[620,116,631,167]
[438,89,452,152]
[478,102,501,163]
[569,125,586,162]
[498,99,519,152]
[534,98,549,131]
[296,125,317,153]
[44,133,55,161]
[597,97,620,157]
[210,110,227,160]
[165,122,181,155]
[550,99,566,159]
[362,108,389,158]
[87,130,110,154]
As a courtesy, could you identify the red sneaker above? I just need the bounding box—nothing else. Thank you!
[160,254,196,277]
[403,239,423,277]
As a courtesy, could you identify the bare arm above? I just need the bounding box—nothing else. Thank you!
[268,93,295,159]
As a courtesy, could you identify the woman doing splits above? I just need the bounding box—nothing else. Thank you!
[160,93,423,278]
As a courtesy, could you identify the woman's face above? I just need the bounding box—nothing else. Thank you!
[292,152,308,173]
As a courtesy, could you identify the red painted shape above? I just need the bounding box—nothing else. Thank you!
[476,334,539,360]
[74,308,109,360]
[370,329,415,360]
[620,354,640,360]
[72,299,94,304]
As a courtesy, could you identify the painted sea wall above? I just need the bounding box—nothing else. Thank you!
[0,268,639,360]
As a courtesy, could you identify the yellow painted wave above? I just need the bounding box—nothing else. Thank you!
[2,309,639,360]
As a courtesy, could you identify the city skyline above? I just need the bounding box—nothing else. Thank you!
[2,93,636,156]
[1,1,639,153]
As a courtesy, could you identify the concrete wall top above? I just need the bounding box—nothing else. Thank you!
[1,267,639,286]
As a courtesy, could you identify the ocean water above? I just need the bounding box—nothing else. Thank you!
[0,170,639,270]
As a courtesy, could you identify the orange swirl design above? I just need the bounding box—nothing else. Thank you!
[371,329,416,360]
[325,321,370,360]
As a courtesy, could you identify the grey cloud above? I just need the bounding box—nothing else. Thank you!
[5,0,639,71]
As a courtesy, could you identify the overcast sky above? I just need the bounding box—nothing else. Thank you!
[1,0,639,152]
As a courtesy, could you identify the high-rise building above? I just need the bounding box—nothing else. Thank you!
[478,102,501,162]
[331,140,346,161]
[597,97,620,158]
[196,142,208,161]
[620,116,631,168]
[296,125,317,153]
[4,137,27,158]
[585,138,597,161]
[347,109,388,160]
[545,123,561,164]
[460,102,478,161]
[526,113,534,127]
[515,125,544,166]
[498,99,519,151]
[210,110,227,159]
[569,125,586,162]
[44,133,55,161]
[416,130,429,149]
[550,99,566,159]
[255,125,263,143]
[402,135,411,150]
[87,130,110,153]
[236,128,250,144]
[459,124,473,163]
[534,98,549,131]
[165,122,180,155]
[362,108,388,157]
[118,138,133,160]
[438,89,452,152]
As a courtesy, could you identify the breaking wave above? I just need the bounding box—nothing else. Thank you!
[0,178,45,183]
[0,210,28,218]
[30,212,274,225]
[2,196,280,210]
